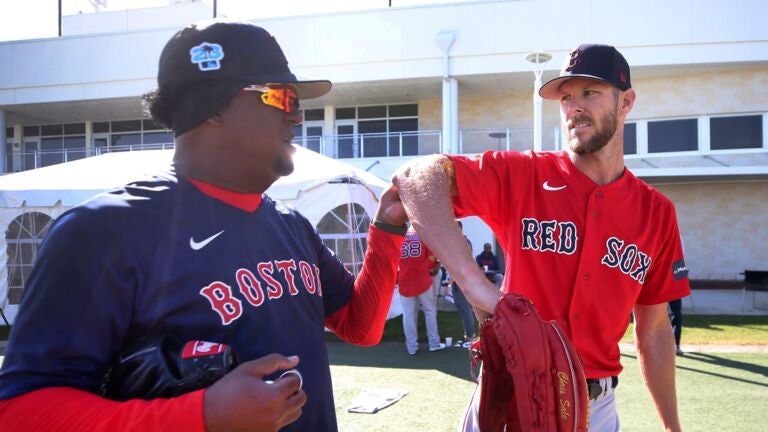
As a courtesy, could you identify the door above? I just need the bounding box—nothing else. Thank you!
[93,133,110,155]
[335,120,358,159]
[22,139,38,171]
[303,121,324,154]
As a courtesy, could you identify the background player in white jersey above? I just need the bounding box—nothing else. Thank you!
[393,44,690,431]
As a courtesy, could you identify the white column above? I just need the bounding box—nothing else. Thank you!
[323,105,335,157]
[533,77,543,152]
[525,52,551,152]
[442,78,452,154]
[0,110,6,173]
[435,31,455,155]
[450,77,459,154]
[85,121,93,157]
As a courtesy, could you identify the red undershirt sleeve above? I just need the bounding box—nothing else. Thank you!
[0,387,205,432]
[324,225,404,346]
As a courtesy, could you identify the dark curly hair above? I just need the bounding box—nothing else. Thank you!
[142,79,245,136]
[142,81,195,131]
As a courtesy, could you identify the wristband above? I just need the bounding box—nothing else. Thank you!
[372,219,408,236]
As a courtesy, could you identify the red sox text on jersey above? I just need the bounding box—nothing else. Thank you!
[199,259,323,325]
[521,217,652,284]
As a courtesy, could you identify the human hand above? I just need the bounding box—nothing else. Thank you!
[204,354,306,432]
[373,184,408,227]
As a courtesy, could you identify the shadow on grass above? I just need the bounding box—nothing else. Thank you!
[328,341,477,383]
[621,352,768,387]
[682,315,768,331]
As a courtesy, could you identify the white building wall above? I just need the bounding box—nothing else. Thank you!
[62,2,214,36]
[2,0,767,106]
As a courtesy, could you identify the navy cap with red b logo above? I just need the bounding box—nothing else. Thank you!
[539,44,631,100]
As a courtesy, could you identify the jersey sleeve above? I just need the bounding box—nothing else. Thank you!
[448,151,534,236]
[636,199,691,305]
[0,387,204,432]
[324,225,404,346]
[0,206,137,399]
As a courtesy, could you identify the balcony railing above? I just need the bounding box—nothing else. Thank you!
[5,128,540,172]
[293,130,443,159]
[8,143,177,171]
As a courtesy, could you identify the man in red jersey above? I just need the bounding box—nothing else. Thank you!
[398,227,446,355]
[394,44,690,431]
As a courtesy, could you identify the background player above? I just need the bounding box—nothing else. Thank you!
[393,44,690,431]
[0,21,407,431]
[398,226,445,354]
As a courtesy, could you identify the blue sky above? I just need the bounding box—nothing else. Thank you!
[0,0,466,42]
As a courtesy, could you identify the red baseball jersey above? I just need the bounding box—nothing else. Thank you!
[449,150,690,378]
[398,228,436,297]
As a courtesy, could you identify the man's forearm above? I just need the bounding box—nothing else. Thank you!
[634,304,682,432]
[393,155,501,313]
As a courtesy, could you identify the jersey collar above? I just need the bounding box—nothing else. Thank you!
[187,177,263,212]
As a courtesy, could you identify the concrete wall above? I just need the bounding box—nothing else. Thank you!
[657,181,768,281]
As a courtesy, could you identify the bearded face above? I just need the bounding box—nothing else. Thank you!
[564,107,618,155]
[559,84,622,155]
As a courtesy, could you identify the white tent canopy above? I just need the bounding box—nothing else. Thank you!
[0,146,398,324]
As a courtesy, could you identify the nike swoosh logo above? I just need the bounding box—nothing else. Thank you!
[543,181,567,191]
[190,230,225,251]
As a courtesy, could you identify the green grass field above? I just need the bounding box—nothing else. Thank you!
[327,312,768,431]
[2,312,766,431]
[329,342,768,432]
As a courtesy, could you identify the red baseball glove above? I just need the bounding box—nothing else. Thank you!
[470,292,589,432]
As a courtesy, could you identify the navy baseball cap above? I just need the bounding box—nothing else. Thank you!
[155,20,331,135]
[539,44,631,100]
[158,20,331,99]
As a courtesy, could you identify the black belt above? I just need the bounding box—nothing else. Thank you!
[587,376,619,400]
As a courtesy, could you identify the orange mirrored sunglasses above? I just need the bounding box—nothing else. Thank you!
[242,85,300,113]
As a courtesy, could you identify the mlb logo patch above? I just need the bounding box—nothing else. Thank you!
[189,42,225,71]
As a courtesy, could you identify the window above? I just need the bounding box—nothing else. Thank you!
[336,107,356,120]
[106,119,172,151]
[304,109,324,122]
[358,105,387,119]
[5,127,13,138]
[6,212,54,304]
[710,115,762,150]
[333,104,419,158]
[359,120,387,157]
[41,124,63,136]
[390,118,419,156]
[41,138,65,167]
[5,142,13,173]
[623,123,637,155]
[93,122,110,133]
[64,123,86,135]
[23,126,40,137]
[111,120,142,132]
[648,118,697,153]
[316,203,371,275]
[37,123,86,167]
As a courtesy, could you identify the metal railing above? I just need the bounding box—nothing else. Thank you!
[293,130,442,159]
[459,127,561,153]
[9,143,176,171]
[6,128,552,172]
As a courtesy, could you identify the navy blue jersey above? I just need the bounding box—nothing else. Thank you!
[0,169,356,431]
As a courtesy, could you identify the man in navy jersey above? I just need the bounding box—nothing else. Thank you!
[0,20,408,431]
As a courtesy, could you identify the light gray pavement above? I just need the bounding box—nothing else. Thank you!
[682,288,767,316]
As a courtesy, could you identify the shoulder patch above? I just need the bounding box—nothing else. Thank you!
[672,258,688,281]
